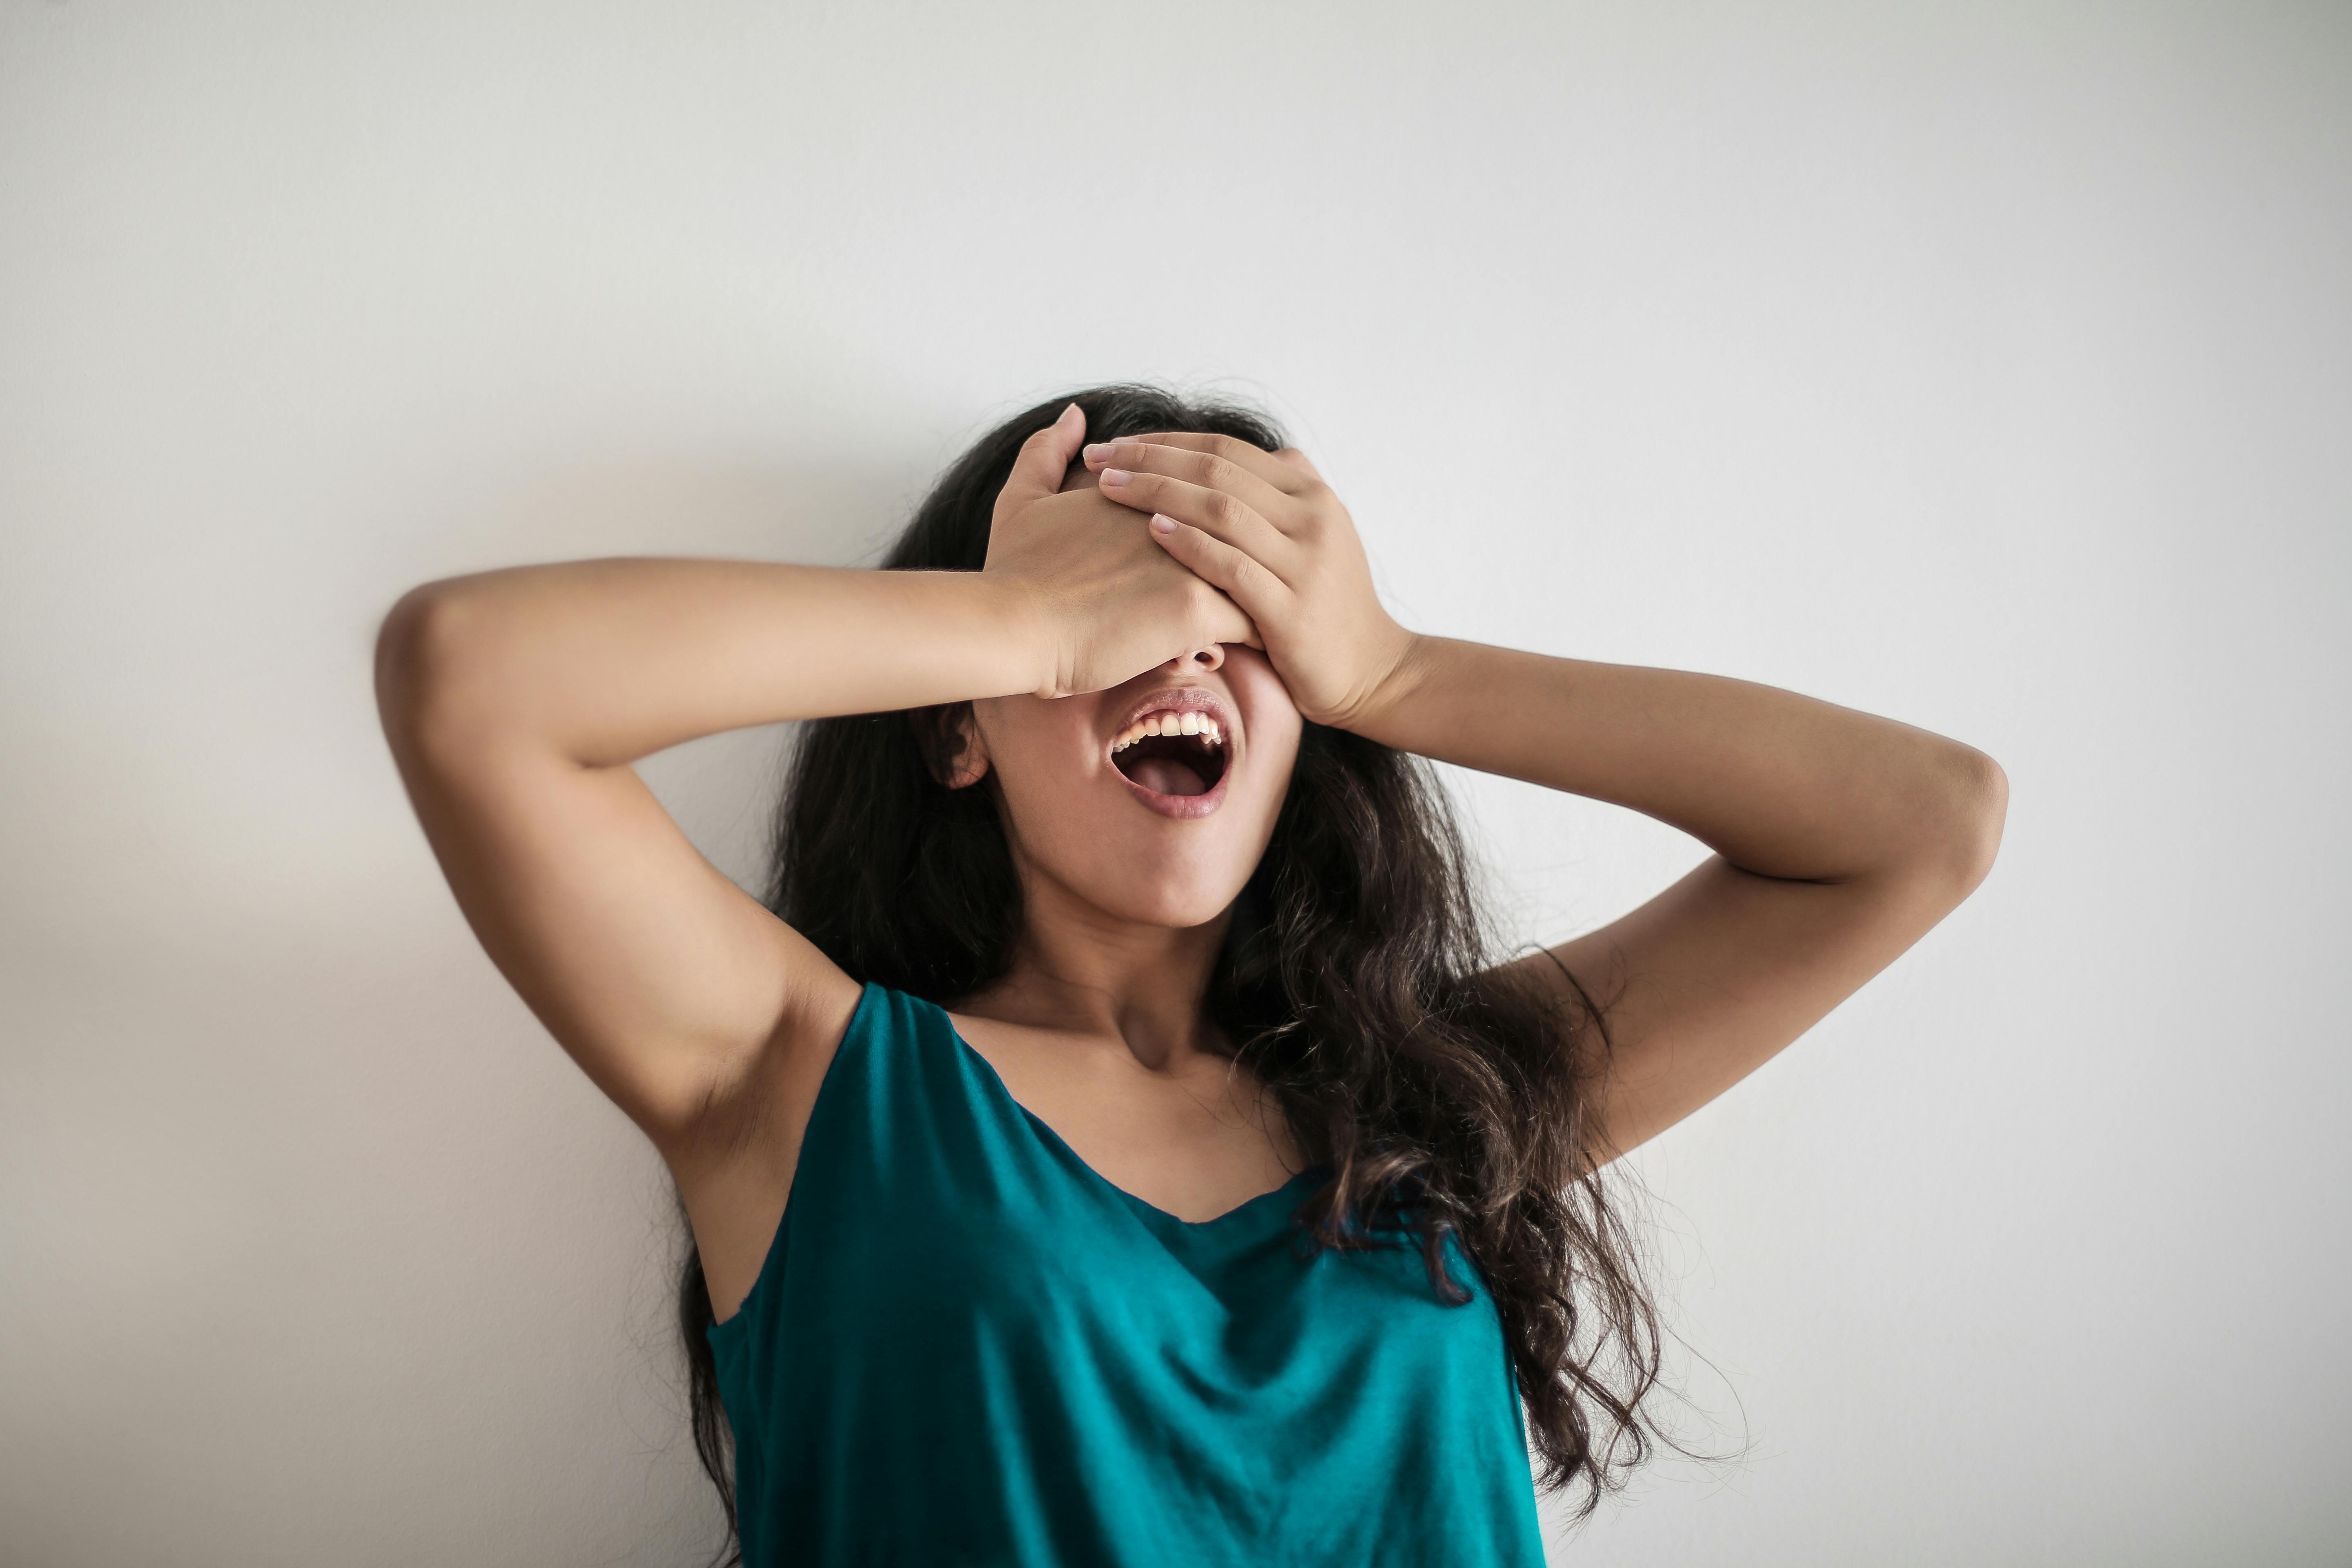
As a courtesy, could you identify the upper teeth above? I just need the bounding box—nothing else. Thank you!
[1111,711,1224,752]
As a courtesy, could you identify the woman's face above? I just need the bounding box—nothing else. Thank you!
[967,645,1303,930]
[956,462,1304,931]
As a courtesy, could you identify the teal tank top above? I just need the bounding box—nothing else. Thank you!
[706,983,1547,1566]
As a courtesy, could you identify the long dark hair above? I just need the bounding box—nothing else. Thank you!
[679,385,1665,1561]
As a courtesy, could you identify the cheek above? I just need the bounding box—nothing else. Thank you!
[1225,659,1307,795]
[982,723,1097,829]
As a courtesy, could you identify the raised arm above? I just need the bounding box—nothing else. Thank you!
[374,405,1250,1158]
[1083,432,2006,1163]
[377,561,1024,1141]
[1344,642,2002,1158]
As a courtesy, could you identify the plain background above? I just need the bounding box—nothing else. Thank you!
[3,2,2346,1563]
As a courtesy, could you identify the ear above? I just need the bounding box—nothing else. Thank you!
[941,705,992,790]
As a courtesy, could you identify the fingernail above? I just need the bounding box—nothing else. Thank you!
[1082,442,1116,465]
[1058,403,1082,429]
[1100,468,1133,488]
[1149,513,1176,534]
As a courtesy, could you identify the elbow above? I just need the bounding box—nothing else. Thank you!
[373,580,490,755]
[1925,742,2008,896]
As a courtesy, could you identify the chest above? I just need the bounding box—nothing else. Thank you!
[949,1012,1305,1224]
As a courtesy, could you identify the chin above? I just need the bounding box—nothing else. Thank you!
[1050,833,1259,931]
[1079,875,1249,932]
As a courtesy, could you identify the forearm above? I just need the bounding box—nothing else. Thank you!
[1354,636,2005,887]
[376,559,1044,766]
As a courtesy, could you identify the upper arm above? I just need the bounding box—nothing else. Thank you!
[374,588,861,1152]
[1512,757,2007,1163]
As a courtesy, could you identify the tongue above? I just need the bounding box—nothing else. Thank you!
[1131,756,1209,797]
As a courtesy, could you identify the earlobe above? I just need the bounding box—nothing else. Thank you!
[943,710,991,790]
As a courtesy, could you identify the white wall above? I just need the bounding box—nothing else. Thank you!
[3,3,2345,1563]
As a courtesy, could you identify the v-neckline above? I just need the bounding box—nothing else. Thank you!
[936,1005,1320,1230]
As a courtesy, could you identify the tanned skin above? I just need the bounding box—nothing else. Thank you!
[375,403,2005,1321]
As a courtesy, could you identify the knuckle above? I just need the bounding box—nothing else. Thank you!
[1207,493,1247,532]
[1202,455,1244,492]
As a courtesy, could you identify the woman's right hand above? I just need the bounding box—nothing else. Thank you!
[983,404,1258,698]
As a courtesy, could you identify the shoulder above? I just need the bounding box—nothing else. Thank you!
[671,960,871,1179]
[663,967,878,1321]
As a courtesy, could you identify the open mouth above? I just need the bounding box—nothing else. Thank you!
[1110,714,1229,799]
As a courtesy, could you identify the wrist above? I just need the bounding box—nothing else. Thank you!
[1328,624,1431,737]
[972,571,1063,697]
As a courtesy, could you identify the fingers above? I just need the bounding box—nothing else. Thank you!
[1081,435,1298,520]
[1194,581,1263,651]
[997,403,1087,515]
[1093,468,1299,579]
[1148,512,1292,632]
[1085,431,1314,499]
[1272,447,1322,481]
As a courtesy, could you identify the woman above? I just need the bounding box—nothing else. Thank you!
[376,385,2005,1566]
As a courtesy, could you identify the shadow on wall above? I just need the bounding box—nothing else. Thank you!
[354,447,933,1557]
[0,435,939,1566]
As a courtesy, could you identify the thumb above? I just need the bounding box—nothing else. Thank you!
[996,403,1087,516]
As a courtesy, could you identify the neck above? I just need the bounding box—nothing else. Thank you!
[957,871,1230,1074]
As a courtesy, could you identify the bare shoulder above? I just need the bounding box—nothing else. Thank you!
[667,956,865,1322]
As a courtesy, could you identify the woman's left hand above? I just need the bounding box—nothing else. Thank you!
[1082,434,1420,729]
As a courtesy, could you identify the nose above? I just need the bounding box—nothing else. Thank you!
[1170,644,1226,673]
